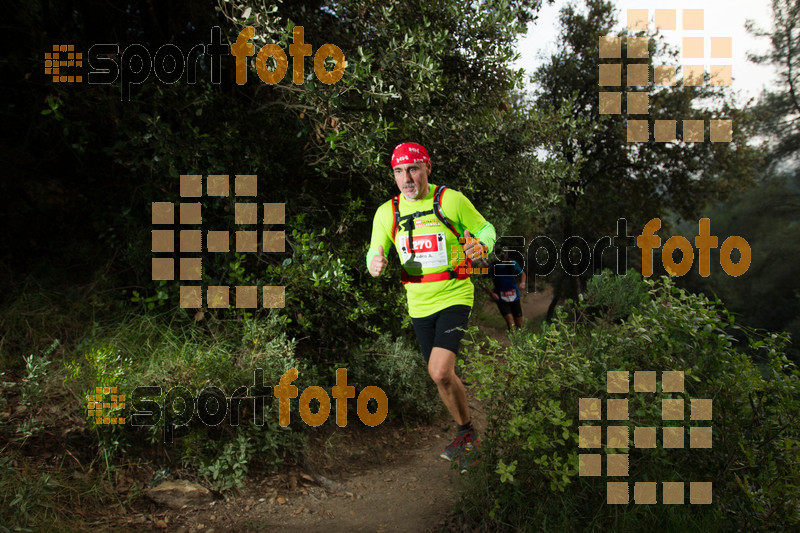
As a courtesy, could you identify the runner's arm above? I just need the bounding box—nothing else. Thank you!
[444,190,496,254]
[366,203,394,271]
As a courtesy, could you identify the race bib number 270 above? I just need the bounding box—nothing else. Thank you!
[398,232,449,269]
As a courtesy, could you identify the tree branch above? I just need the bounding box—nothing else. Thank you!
[781,10,800,117]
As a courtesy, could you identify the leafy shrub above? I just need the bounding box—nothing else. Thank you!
[459,275,800,532]
[347,334,443,423]
[583,269,649,322]
[0,456,57,531]
[279,223,409,361]
[19,340,58,407]
[198,433,253,493]
[58,311,314,489]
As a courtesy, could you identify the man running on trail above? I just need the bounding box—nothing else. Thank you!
[366,142,496,473]
[483,250,527,330]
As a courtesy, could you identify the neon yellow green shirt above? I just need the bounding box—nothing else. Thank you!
[367,184,496,318]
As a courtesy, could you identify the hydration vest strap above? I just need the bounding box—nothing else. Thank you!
[432,186,461,239]
[401,265,471,284]
[391,185,472,283]
[391,196,399,240]
[431,185,471,277]
[391,185,458,239]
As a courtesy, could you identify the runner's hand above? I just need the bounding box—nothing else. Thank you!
[370,245,388,277]
[490,291,500,301]
[463,230,483,260]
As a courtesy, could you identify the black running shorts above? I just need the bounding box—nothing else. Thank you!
[496,299,523,318]
[411,305,471,363]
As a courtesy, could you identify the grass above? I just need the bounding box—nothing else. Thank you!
[0,262,480,529]
[472,286,549,336]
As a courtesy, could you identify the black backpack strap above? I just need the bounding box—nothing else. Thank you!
[391,195,400,240]
[432,186,461,239]
[392,185,459,241]
[392,195,437,240]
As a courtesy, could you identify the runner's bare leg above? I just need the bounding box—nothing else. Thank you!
[428,347,469,425]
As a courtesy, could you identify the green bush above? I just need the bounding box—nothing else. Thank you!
[583,269,649,322]
[279,223,409,359]
[57,312,312,483]
[459,274,800,532]
[0,456,57,531]
[197,432,253,493]
[348,334,443,423]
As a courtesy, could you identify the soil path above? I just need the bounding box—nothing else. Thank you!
[115,289,554,532]
[475,286,554,344]
[520,286,554,321]
[120,411,483,532]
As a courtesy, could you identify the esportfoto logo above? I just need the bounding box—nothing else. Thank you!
[151,174,285,309]
[46,26,346,100]
[495,217,751,291]
[87,368,389,444]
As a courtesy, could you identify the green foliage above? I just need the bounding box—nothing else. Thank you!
[1,0,570,525]
[244,416,308,471]
[19,341,57,406]
[198,433,253,493]
[4,342,60,447]
[459,275,800,531]
[278,223,406,359]
[12,417,45,443]
[532,0,764,308]
[93,424,133,482]
[3,0,569,334]
[348,334,443,423]
[0,264,116,370]
[2,0,570,494]
[36,303,427,501]
[583,269,649,322]
[191,413,307,493]
[0,456,57,531]
[83,343,132,386]
[130,281,171,311]
[675,169,800,363]
[52,312,311,488]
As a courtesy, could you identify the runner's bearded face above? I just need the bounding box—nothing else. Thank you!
[391,142,431,202]
[393,162,430,202]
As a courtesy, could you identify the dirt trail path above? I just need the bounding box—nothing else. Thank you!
[520,287,554,321]
[120,415,481,532]
[116,290,553,532]
[475,286,554,344]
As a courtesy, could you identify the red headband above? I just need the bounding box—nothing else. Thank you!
[391,142,429,167]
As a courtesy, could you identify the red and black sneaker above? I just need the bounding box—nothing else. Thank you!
[440,428,478,462]
[457,439,481,474]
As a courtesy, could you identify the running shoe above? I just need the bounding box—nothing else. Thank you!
[457,440,481,474]
[440,428,477,462]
